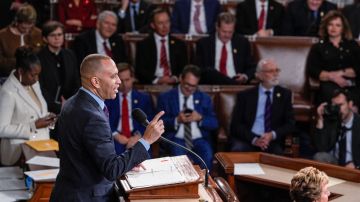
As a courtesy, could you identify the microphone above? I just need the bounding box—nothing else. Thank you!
[132,108,209,188]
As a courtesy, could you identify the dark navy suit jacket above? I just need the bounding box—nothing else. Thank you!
[170,0,220,34]
[157,88,218,140]
[50,90,149,202]
[105,90,154,154]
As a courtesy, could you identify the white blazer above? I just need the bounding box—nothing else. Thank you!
[0,70,49,165]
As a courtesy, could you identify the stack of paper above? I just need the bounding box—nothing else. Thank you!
[24,169,59,181]
[26,156,60,167]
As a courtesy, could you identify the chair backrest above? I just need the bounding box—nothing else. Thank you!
[214,177,240,202]
[252,36,317,94]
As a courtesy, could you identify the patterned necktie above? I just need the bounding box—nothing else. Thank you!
[103,105,109,119]
[193,4,203,34]
[264,91,272,132]
[219,43,227,76]
[183,96,193,149]
[258,1,266,30]
[103,41,113,58]
[121,93,131,138]
[338,126,350,166]
[160,39,170,76]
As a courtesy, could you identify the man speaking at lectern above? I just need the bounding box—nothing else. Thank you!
[50,54,165,202]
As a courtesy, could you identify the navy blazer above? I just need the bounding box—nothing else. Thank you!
[195,33,256,84]
[235,0,284,35]
[105,90,154,154]
[230,85,296,146]
[72,29,127,65]
[170,0,220,34]
[50,90,149,202]
[157,88,218,140]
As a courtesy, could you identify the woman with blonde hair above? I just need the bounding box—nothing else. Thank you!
[290,166,330,202]
[307,10,360,107]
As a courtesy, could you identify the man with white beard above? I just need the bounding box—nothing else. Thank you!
[229,58,296,154]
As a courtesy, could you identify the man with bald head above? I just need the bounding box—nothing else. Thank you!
[230,58,295,154]
[50,54,165,202]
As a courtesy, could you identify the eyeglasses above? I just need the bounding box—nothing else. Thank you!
[48,33,64,37]
[261,68,281,74]
[183,82,197,89]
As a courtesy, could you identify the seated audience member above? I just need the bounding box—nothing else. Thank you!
[196,12,256,85]
[0,47,56,166]
[157,65,218,169]
[135,8,188,84]
[105,63,154,154]
[38,21,80,115]
[0,4,42,77]
[73,10,127,65]
[343,0,360,39]
[313,90,360,169]
[58,0,97,33]
[307,11,360,107]
[282,0,337,36]
[116,0,154,33]
[235,0,284,37]
[171,0,220,35]
[290,167,330,202]
[230,59,295,154]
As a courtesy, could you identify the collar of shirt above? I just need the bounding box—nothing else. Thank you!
[119,90,132,100]
[255,0,269,18]
[215,34,230,46]
[80,87,105,110]
[343,112,354,129]
[259,84,274,96]
[178,86,194,110]
[95,30,110,47]
[129,2,140,12]
[192,0,203,7]
[154,32,169,42]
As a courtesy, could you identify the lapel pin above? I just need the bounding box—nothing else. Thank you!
[320,12,324,17]
[276,93,281,98]
[68,3,72,8]
[112,42,116,47]
[195,99,199,104]
[36,43,41,47]
[134,99,138,104]
[171,40,175,45]
[270,6,274,10]
[140,10,144,14]
[233,49,237,54]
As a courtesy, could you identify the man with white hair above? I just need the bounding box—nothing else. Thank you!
[73,10,127,65]
[230,58,295,154]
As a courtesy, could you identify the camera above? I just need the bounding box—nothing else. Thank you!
[323,104,340,120]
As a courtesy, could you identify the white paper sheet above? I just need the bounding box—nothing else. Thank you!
[234,163,265,175]
[24,169,59,181]
[0,167,23,179]
[0,190,31,202]
[0,179,27,191]
[26,156,60,167]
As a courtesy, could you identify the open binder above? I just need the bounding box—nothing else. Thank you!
[119,155,204,200]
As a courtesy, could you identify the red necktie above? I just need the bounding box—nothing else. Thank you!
[219,43,227,76]
[121,93,131,138]
[258,1,266,30]
[193,4,203,34]
[160,39,170,76]
[103,41,113,58]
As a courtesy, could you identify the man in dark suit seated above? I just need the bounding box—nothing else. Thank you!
[72,10,127,65]
[135,8,188,85]
[196,12,256,85]
[157,65,218,169]
[343,0,360,40]
[171,0,220,35]
[105,63,154,154]
[235,0,284,37]
[50,54,165,202]
[116,0,154,33]
[230,58,295,154]
[313,89,360,169]
[282,0,337,36]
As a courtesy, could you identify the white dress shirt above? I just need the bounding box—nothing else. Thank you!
[95,30,111,55]
[188,0,208,35]
[214,35,236,77]
[115,91,134,133]
[153,33,171,83]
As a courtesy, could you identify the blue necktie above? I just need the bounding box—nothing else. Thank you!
[264,91,272,133]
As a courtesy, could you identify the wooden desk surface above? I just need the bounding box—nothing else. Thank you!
[215,152,360,202]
